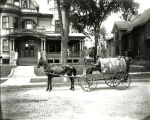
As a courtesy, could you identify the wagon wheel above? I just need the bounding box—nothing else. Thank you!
[105,78,116,87]
[104,74,119,87]
[79,74,97,92]
[112,71,131,90]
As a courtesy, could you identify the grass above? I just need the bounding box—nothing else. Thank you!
[0,65,16,77]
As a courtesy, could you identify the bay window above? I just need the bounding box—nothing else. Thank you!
[2,16,9,29]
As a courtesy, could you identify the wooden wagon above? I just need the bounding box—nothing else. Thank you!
[78,57,132,91]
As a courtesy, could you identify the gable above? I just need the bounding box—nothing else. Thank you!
[112,21,131,33]
[30,0,39,8]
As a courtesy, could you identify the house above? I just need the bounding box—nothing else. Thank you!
[111,21,132,57]
[111,8,150,64]
[106,37,114,58]
[0,0,85,66]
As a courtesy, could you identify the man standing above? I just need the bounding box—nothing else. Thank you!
[124,51,133,73]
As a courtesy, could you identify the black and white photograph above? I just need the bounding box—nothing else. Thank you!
[0,0,150,119]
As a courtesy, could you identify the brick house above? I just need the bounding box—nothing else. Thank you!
[0,0,85,66]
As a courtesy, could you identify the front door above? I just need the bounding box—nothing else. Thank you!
[24,40,34,57]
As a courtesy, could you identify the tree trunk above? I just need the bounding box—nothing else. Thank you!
[94,32,98,63]
[56,0,70,65]
[94,25,99,63]
[94,23,101,63]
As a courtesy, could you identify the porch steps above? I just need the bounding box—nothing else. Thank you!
[18,57,38,66]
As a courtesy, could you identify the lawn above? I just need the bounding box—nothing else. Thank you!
[0,65,16,77]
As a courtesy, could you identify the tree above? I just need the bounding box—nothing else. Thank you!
[71,0,139,63]
[56,0,72,65]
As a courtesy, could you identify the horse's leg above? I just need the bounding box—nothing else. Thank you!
[69,77,74,91]
[48,75,53,92]
[46,75,50,91]
[46,74,52,91]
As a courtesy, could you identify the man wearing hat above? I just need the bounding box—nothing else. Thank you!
[124,51,133,73]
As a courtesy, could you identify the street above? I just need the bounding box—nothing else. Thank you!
[1,81,150,120]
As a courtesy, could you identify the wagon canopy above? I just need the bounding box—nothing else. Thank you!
[98,58,126,73]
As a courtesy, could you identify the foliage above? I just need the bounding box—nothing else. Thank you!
[70,0,139,62]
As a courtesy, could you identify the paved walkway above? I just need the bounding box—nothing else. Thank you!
[1,66,42,87]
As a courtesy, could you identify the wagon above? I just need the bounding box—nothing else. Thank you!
[78,57,132,92]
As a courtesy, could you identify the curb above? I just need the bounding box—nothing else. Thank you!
[1,78,150,89]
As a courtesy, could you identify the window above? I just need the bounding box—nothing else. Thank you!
[115,32,119,41]
[22,0,28,8]
[55,20,60,32]
[13,17,18,28]
[73,42,80,52]
[3,39,9,52]
[46,40,61,52]
[116,46,119,55]
[23,20,35,29]
[10,17,18,29]
[2,16,9,29]
[3,59,10,64]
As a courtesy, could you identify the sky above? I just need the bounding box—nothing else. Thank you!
[103,0,150,36]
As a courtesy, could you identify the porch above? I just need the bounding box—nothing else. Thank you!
[5,29,85,65]
[46,52,84,64]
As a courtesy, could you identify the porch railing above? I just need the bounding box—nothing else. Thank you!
[46,52,80,58]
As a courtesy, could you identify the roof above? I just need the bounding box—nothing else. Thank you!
[112,8,150,33]
[128,8,150,31]
[8,30,85,40]
[31,0,39,8]
[7,29,46,38]
[106,37,114,41]
[46,33,85,40]
[112,21,131,33]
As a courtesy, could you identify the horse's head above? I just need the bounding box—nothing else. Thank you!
[37,58,45,68]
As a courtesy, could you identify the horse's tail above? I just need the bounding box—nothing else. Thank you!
[72,66,76,76]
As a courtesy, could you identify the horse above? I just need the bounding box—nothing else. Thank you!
[37,58,76,91]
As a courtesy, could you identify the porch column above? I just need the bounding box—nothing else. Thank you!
[41,38,46,60]
[10,38,15,51]
[80,40,83,57]
[9,38,17,65]
[41,38,46,51]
